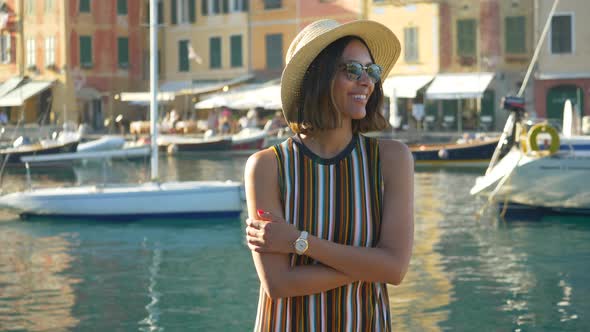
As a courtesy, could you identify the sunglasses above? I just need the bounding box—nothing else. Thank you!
[340,62,382,84]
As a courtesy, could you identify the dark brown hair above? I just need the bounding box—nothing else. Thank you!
[289,36,389,134]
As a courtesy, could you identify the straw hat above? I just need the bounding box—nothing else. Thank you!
[280,19,401,123]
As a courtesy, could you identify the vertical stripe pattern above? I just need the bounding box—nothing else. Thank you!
[254,135,391,331]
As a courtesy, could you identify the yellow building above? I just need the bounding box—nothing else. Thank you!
[368,1,440,130]
[249,0,298,80]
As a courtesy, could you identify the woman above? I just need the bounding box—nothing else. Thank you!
[244,19,414,331]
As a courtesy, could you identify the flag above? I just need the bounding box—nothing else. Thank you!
[188,43,203,65]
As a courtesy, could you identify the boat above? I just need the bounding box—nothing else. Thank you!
[158,134,232,153]
[77,135,126,152]
[0,138,79,166]
[0,0,243,220]
[409,136,502,167]
[470,98,590,216]
[230,128,267,150]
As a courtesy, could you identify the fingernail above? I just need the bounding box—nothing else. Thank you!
[257,209,266,215]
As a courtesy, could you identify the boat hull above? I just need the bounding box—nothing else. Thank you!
[410,139,500,167]
[0,181,243,219]
[471,148,590,210]
[0,141,79,165]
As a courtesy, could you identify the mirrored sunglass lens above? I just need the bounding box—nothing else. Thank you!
[367,64,382,82]
[345,63,363,79]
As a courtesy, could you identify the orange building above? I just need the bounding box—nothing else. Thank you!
[0,0,146,129]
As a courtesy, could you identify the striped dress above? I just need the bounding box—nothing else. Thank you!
[254,134,391,332]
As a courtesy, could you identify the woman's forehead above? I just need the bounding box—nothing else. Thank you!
[340,40,373,63]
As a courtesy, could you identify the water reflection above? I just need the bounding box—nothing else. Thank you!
[0,228,79,331]
[389,172,452,332]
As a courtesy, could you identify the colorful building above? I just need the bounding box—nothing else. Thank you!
[0,0,147,129]
[534,0,590,125]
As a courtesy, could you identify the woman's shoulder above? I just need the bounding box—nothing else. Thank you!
[376,138,413,167]
[245,147,279,178]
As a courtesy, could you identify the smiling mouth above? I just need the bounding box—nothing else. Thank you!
[351,94,367,101]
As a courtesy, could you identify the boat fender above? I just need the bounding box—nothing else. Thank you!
[438,148,449,159]
[526,123,560,155]
[167,144,178,155]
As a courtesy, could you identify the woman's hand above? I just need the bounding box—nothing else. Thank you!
[245,210,300,254]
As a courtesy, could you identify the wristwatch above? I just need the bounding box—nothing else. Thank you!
[294,231,309,255]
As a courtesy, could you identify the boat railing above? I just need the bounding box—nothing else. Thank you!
[18,146,151,191]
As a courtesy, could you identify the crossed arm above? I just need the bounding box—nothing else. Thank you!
[244,139,414,299]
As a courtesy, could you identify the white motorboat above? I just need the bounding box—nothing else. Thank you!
[0,1,243,220]
[470,98,590,214]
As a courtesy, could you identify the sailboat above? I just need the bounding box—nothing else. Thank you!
[0,0,243,219]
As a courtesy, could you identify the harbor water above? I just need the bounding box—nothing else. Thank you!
[0,152,588,331]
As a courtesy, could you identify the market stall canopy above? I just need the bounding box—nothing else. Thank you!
[382,75,434,99]
[425,73,494,100]
[0,80,53,107]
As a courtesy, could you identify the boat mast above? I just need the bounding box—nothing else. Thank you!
[149,0,159,181]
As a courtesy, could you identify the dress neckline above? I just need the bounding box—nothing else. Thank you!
[292,134,358,165]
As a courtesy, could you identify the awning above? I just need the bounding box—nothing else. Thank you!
[425,73,494,100]
[0,81,53,107]
[160,73,254,95]
[382,75,434,98]
[76,87,102,100]
[0,77,25,97]
[119,92,176,103]
[195,81,281,110]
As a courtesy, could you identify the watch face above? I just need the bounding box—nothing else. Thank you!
[295,239,308,253]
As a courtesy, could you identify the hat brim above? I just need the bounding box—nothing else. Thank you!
[280,20,401,123]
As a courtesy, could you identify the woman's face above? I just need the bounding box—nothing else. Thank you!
[332,39,376,122]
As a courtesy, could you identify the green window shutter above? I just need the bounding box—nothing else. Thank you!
[551,15,572,54]
[210,37,221,69]
[243,0,249,12]
[189,0,196,22]
[457,19,476,56]
[80,35,92,68]
[222,0,229,13]
[179,40,189,71]
[202,0,208,16]
[265,34,282,69]
[79,0,91,13]
[213,0,220,14]
[117,0,127,15]
[118,37,129,68]
[230,35,242,67]
[505,16,525,54]
[171,0,177,24]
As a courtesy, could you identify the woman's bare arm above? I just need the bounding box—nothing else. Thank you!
[244,148,355,299]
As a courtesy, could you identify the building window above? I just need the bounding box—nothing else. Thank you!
[117,0,127,15]
[26,38,35,68]
[265,33,282,69]
[45,36,55,66]
[232,0,248,12]
[0,34,11,63]
[551,14,572,54]
[45,0,54,13]
[178,39,189,71]
[79,0,91,13]
[230,35,242,67]
[457,19,476,57]
[403,27,419,62]
[505,16,526,54]
[264,0,281,10]
[118,37,129,69]
[80,35,92,68]
[209,37,221,69]
[172,0,195,24]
